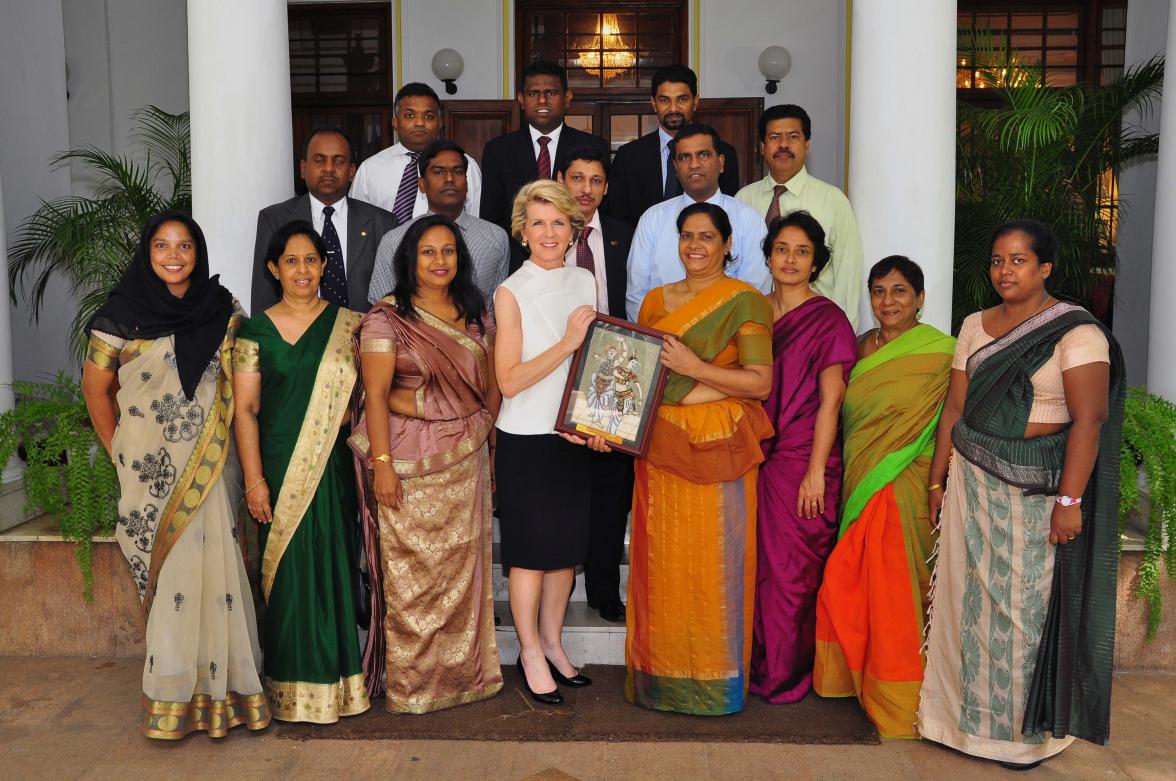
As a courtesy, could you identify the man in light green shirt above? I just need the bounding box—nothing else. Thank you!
[736,104,863,329]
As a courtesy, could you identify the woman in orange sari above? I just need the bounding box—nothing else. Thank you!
[812,256,954,737]
[626,202,774,716]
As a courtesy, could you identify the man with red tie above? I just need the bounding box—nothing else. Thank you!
[556,147,634,623]
[479,61,608,268]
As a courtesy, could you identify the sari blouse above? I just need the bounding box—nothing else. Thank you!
[353,299,494,478]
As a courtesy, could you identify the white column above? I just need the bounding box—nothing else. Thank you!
[1146,11,1176,401]
[187,0,293,304]
[0,162,22,483]
[848,0,957,332]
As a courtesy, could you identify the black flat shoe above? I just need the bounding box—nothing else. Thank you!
[598,599,625,623]
[516,656,562,705]
[546,657,592,687]
[998,760,1043,771]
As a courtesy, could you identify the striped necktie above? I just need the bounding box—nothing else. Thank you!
[392,151,420,224]
[536,136,552,180]
[764,184,787,227]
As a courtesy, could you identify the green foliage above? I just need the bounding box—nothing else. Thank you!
[1119,387,1176,638]
[955,37,1163,331]
[0,374,120,599]
[8,106,191,360]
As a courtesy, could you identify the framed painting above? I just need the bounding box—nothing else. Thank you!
[555,314,670,458]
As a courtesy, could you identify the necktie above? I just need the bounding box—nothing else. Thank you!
[536,135,552,180]
[764,183,788,227]
[663,143,681,199]
[391,151,420,224]
[575,226,595,273]
[320,206,349,308]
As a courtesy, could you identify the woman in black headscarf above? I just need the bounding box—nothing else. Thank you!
[82,211,272,740]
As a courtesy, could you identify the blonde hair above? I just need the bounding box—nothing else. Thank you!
[509,179,585,244]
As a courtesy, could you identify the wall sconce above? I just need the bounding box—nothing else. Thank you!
[758,46,792,94]
[431,48,464,95]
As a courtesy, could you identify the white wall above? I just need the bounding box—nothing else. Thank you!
[400,0,508,99]
[1113,0,1169,386]
[0,0,76,381]
[697,0,847,187]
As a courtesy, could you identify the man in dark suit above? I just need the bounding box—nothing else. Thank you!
[556,147,634,623]
[480,61,608,242]
[251,126,397,314]
[607,64,741,227]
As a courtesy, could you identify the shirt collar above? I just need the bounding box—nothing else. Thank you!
[678,189,723,206]
[425,208,470,226]
[308,192,347,218]
[529,123,564,146]
[766,165,811,195]
[658,127,674,152]
[584,210,602,231]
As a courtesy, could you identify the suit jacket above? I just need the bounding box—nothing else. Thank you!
[250,194,397,315]
[606,130,741,227]
[479,124,609,233]
[598,214,633,320]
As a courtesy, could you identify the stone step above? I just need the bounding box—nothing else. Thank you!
[493,600,625,666]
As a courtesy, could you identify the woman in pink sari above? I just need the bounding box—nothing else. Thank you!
[751,211,856,703]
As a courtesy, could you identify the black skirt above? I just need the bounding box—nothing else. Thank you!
[495,430,591,570]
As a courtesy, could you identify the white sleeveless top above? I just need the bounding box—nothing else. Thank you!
[495,261,597,435]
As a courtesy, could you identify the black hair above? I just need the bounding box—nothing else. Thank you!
[989,219,1057,266]
[764,211,831,282]
[264,220,330,298]
[670,123,721,156]
[520,60,569,92]
[390,215,486,334]
[676,202,735,266]
[393,82,441,114]
[757,104,812,141]
[555,145,610,179]
[867,255,925,294]
[301,125,354,162]
[651,64,698,98]
[417,139,468,177]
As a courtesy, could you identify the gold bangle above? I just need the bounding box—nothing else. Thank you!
[245,477,266,494]
[927,483,943,492]
[370,453,392,465]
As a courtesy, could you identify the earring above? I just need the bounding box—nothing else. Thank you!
[916,309,923,320]
[521,239,528,247]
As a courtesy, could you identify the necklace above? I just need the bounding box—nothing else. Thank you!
[997,292,1053,336]
[279,298,325,317]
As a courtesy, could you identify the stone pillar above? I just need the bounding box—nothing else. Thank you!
[848,0,957,332]
[1146,12,1176,401]
[187,0,293,304]
[0,163,22,485]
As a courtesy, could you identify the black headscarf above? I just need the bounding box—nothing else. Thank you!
[88,210,234,400]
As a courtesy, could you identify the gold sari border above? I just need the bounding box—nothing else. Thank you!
[385,680,503,715]
[120,338,153,366]
[360,337,395,353]
[261,308,362,601]
[143,313,242,616]
[265,673,370,723]
[232,337,261,372]
[140,690,271,740]
[350,423,489,478]
[86,334,120,370]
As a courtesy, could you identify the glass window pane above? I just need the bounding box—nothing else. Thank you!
[566,67,598,90]
[611,114,640,146]
[568,13,600,33]
[566,115,593,133]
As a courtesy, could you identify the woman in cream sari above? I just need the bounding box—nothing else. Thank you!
[232,220,369,723]
[82,211,271,739]
[355,214,502,713]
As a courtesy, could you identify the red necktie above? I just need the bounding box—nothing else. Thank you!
[764,184,787,227]
[536,135,552,180]
[575,226,595,273]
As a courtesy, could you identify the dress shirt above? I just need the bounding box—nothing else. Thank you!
[658,127,674,192]
[529,123,565,169]
[350,142,482,218]
[367,210,510,308]
[625,191,771,321]
[563,211,609,315]
[736,167,864,329]
[309,194,348,270]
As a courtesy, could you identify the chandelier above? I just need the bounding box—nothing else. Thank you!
[579,14,635,79]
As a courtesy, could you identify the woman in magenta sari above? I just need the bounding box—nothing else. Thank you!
[751,210,856,703]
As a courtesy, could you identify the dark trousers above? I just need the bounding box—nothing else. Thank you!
[584,449,635,605]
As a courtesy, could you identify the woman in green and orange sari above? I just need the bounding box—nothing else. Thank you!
[626,202,775,716]
[232,221,369,723]
[813,256,954,738]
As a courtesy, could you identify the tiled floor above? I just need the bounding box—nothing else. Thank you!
[0,658,1172,780]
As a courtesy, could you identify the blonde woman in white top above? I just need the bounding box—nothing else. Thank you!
[494,180,600,705]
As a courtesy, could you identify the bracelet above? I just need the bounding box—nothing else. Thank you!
[927,483,943,493]
[245,477,266,494]
[370,453,392,465]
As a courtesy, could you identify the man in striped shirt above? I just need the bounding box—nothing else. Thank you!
[367,140,509,309]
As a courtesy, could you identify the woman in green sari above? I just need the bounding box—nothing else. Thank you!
[813,256,954,738]
[232,220,370,723]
